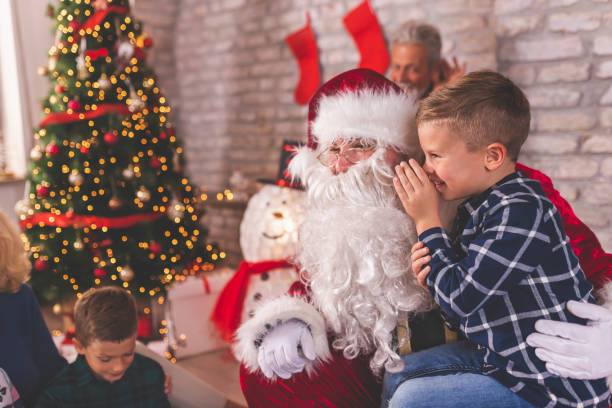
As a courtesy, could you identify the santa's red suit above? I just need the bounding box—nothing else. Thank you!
[233,69,612,408]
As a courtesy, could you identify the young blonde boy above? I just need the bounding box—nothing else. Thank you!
[35,286,170,407]
[388,71,611,408]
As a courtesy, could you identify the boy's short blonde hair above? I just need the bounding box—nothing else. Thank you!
[417,70,530,161]
[74,286,138,347]
[0,211,31,293]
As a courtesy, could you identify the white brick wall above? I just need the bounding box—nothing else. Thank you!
[133,0,612,265]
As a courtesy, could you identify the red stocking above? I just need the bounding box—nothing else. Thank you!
[286,13,320,105]
[343,0,389,74]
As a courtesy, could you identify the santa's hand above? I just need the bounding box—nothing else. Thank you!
[411,241,431,290]
[526,300,612,380]
[257,319,316,379]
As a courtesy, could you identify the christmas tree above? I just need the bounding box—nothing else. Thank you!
[17,0,222,305]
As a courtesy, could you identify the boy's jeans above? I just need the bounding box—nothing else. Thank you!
[381,341,537,408]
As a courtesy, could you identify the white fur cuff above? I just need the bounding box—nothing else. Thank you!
[232,295,331,376]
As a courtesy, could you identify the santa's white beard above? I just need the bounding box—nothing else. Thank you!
[291,148,433,374]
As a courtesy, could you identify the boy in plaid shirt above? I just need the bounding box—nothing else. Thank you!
[388,71,611,408]
[35,286,169,408]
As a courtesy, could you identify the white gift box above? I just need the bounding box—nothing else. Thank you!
[166,269,233,359]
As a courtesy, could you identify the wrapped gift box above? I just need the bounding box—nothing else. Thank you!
[166,269,233,359]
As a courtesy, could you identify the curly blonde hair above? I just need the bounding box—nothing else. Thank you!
[0,211,31,292]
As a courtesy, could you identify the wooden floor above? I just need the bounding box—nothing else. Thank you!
[177,348,247,408]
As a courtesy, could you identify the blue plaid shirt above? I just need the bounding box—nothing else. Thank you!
[420,172,611,408]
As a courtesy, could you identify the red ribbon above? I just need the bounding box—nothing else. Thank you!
[20,210,166,229]
[85,48,109,60]
[39,104,131,127]
[202,276,211,294]
[82,6,129,32]
[211,259,295,342]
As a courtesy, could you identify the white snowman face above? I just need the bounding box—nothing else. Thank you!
[239,185,305,261]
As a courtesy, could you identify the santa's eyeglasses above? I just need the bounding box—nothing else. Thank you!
[316,143,377,167]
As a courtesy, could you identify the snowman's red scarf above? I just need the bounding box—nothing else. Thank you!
[211,259,295,342]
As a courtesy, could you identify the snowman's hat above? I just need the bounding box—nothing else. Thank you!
[258,140,304,190]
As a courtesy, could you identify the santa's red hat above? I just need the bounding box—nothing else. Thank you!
[307,68,418,151]
[289,68,419,182]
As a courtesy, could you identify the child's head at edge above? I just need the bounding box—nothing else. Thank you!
[73,286,138,383]
[416,70,531,201]
[0,211,31,293]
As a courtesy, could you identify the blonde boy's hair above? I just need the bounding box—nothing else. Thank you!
[417,70,531,161]
[0,211,31,292]
[74,286,138,347]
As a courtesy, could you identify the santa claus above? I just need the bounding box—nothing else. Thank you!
[233,68,612,408]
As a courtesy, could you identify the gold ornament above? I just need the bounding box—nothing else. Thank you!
[136,186,151,202]
[73,238,84,251]
[38,66,49,76]
[168,199,185,220]
[48,56,57,71]
[14,199,33,218]
[119,265,134,281]
[52,303,62,315]
[108,196,123,210]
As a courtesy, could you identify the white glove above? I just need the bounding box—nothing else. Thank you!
[526,300,612,380]
[257,319,316,379]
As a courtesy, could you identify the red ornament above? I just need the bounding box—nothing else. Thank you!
[45,143,60,156]
[35,259,49,271]
[159,132,167,140]
[69,21,80,32]
[149,242,162,254]
[150,157,161,168]
[67,100,81,111]
[94,268,107,278]
[55,84,65,94]
[80,146,90,154]
[36,185,49,197]
[103,131,119,145]
[137,315,153,339]
[143,38,153,48]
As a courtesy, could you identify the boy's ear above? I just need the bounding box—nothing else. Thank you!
[484,142,507,171]
[73,338,86,355]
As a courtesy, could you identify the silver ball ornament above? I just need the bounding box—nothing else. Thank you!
[119,265,135,281]
[97,74,111,91]
[68,172,84,186]
[30,146,43,161]
[122,166,134,180]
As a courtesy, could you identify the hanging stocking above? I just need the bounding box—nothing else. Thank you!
[342,0,389,74]
[285,13,320,105]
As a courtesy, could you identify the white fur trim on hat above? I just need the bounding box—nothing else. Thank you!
[311,88,418,151]
[233,294,331,378]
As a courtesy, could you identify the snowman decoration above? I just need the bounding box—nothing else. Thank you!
[239,184,303,320]
[212,141,304,341]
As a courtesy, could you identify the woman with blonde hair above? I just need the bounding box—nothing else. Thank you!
[0,210,67,406]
